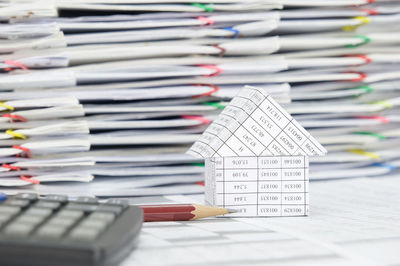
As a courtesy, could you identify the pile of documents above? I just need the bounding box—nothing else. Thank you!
[0,0,399,196]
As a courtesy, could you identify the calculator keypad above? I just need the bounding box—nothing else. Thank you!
[0,193,143,266]
[0,193,129,241]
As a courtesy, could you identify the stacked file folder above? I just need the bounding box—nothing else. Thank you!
[0,0,399,196]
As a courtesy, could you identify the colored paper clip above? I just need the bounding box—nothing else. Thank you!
[211,44,226,57]
[5,129,27,139]
[348,149,380,159]
[0,193,6,202]
[354,85,373,94]
[182,115,211,124]
[224,27,240,38]
[3,60,29,71]
[2,164,20,171]
[372,162,397,171]
[13,145,31,158]
[193,84,219,98]
[343,54,372,65]
[345,71,367,82]
[361,8,379,15]
[196,181,205,186]
[346,35,371,48]
[198,64,223,77]
[197,16,214,25]
[353,131,386,140]
[373,100,393,109]
[356,115,390,124]
[2,114,27,122]
[20,175,40,185]
[203,101,225,109]
[0,102,15,111]
[191,3,214,12]
[342,16,370,32]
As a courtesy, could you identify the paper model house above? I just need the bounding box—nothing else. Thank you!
[188,86,327,217]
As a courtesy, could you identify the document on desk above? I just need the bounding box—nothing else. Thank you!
[120,176,400,266]
[188,85,326,158]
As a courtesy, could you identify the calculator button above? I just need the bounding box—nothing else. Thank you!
[106,199,129,208]
[14,214,44,226]
[68,227,101,242]
[0,214,11,223]
[80,219,108,231]
[76,197,98,203]
[36,225,67,239]
[34,201,61,210]
[0,214,13,226]
[25,207,52,218]
[14,193,38,201]
[56,209,84,220]
[47,217,76,228]
[4,223,35,236]
[89,212,115,224]
[0,205,21,216]
[4,199,30,208]
[96,205,123,215]
[44,194,68,203]
[66,203,98,212]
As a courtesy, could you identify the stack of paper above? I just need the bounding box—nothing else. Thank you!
[0,0,399,196]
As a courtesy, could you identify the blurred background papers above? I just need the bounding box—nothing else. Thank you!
[0,0,399,195]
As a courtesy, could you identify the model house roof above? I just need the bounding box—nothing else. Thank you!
[188,86,327,158]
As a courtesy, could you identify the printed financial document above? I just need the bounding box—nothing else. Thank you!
[207,156,310,217]
[188,86,325,217]
[120,175,400,266]
[188,86,326,158]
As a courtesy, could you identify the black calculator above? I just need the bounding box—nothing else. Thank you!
[0,193,143,266]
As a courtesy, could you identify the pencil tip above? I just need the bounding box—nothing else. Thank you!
[226,208,239,213]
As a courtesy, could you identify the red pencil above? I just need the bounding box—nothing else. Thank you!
[140,204,235,222]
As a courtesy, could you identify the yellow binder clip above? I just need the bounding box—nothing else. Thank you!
[5,129,27,139]
[342,16,371,32]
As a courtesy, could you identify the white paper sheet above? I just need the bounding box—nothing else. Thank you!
[118,175,400,266]
[205,156,309,217]
[188,86,326,158]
